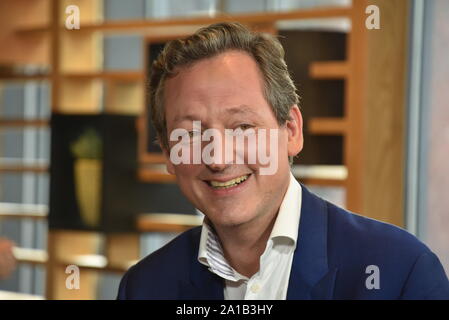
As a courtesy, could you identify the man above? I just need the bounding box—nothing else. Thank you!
[117,22,449,299]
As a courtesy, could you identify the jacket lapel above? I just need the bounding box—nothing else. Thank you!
[287,185,337,300]
[178,268,224,300]
[178,229,224,300]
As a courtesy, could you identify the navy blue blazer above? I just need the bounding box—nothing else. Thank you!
[117,185,449,299]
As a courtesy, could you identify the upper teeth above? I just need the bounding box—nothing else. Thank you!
[210,175,249,188]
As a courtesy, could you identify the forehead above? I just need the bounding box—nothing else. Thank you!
[163,51,269,123]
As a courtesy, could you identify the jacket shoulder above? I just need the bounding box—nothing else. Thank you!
[117,226,201,299]
[324,200,449,299]
[326,201,429,260]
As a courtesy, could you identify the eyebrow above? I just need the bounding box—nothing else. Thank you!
[173,114,200,124]
[172,105,260,124]
[225,105,260,118]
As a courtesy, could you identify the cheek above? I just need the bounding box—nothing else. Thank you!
[174,164,199,182]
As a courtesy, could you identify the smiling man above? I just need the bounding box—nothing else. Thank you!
[117,22,449,300]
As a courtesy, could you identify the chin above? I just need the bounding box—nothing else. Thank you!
[205,207,256,228]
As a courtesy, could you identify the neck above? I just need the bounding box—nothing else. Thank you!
[215,211,277,277]
[212,179,290,278]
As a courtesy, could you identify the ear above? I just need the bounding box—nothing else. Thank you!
[162,145,175,175]
[286,105,304,157]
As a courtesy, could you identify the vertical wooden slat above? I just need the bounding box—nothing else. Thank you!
[362,0,410,226]
[58,0,103,113]
[345,0,369,213]
[45,230,56,299]
[46,0,60,299]
[50,0,60,112]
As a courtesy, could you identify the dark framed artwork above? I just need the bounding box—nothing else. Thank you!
[49,113,195,232]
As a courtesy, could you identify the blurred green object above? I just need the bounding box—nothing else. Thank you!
[70,128,102,160]
[70,128,103,227]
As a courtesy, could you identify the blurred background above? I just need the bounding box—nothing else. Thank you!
[0,0,447,299]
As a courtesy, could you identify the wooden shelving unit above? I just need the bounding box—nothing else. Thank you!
[0,0,410,299]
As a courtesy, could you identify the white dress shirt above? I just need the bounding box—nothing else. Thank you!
[197,172,302,300]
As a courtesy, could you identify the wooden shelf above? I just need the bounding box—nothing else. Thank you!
[138,167,176,183]
[59,254,136,273]
[15,24,51,34]
[0,74,50,81]
[0,212,47,220]
[14,7,351,34]
[0,119,49,127]
[309,61,348,79]
[62,71,144,81]
[297,177,346,187]
[78,7,351,32]
[0,290,44,300]
[137,213,203,233]
[13,247,48,265]
[0,165,48,173]
[308,117,347,135]
[292,165,347,186]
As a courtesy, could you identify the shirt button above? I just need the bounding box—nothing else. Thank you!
[250,283,261,294]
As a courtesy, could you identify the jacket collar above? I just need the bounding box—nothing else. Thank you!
[180,184,337,300]
[179,227,224,299]
[287,185,337,299]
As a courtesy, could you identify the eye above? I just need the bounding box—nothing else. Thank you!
[238,123,254,130]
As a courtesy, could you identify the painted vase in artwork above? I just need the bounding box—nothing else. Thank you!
[70,129,102,228]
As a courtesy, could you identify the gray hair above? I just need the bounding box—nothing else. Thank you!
[149,22,299,154]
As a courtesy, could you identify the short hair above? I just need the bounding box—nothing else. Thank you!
[149,22,299,150]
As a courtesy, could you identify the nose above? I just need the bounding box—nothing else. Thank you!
[202,129,234,172]
[206,162,230,172]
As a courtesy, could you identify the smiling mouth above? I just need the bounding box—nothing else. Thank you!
[206,174,250,189]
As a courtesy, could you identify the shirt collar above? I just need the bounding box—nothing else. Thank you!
[269,172,302,245]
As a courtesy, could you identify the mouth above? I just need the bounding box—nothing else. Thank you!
[205,174,251,190]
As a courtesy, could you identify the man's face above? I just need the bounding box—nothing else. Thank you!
[163,50,303,228]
